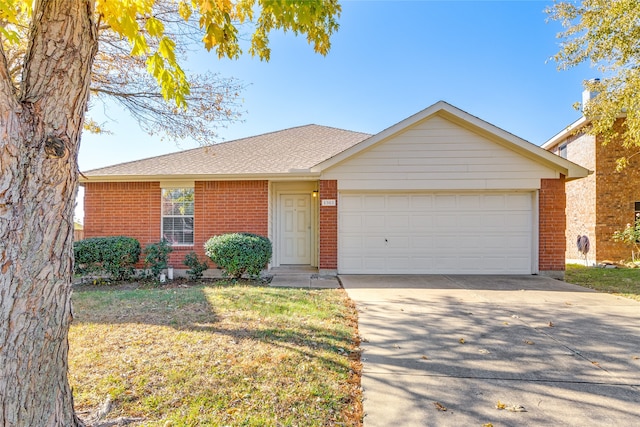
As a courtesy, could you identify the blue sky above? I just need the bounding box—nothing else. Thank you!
[79,0,593,173]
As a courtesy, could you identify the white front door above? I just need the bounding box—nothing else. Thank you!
[280,194,311,264]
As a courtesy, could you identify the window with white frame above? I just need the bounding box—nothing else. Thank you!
[162,188,194,245]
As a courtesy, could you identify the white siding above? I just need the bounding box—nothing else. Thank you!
[322,115,558,191]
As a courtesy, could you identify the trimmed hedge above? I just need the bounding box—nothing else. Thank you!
[204,233,272,279]
[74,236,141,281]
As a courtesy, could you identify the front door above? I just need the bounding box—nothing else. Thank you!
[280,194,311,264]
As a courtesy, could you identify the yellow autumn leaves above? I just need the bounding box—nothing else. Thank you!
[0,0,341,109]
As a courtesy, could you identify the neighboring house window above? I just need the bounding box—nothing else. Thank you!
[558,143,567,159]
[162,188,194,245]
[635,202,640,222]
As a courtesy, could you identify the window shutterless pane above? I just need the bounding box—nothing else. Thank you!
[161,188,194,245]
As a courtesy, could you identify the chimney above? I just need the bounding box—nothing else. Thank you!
[582,78,600,110]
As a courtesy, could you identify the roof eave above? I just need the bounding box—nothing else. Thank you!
[311,101,590,180]
[79,171,320,184]
[541,116,590,150]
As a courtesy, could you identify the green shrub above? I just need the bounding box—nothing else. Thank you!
[183,252,209,281]
[74,236,141,281]
[143,239,173,278]
[204,233,272,279]
[613,218,640,262]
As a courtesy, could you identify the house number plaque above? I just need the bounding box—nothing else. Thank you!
[321,199,336,206]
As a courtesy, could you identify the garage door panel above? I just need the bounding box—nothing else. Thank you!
[435,195,457,208]
[340,214,364,231]
[364,215,385,229]
[338,192,533,274]
[411,195,433,209]
[411,236,433,249]
[458,195,481,209]
[363,236,386,248]
[436,215,457,227]
[364,195,386,209]
[506,193,532,209]
[388,196,411,210]
[340,195,364,210]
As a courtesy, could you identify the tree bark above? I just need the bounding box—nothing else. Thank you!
[0,1,98,425]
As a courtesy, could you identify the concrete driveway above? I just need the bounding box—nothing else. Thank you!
[340,275,640,426]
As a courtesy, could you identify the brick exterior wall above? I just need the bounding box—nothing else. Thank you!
[84,181,161,250]
[594,120,640,262]
[318,180,338,270]
[564,132,597,261]
[83,180,269,268]
[551,119,640,263]
[539,177,566,274]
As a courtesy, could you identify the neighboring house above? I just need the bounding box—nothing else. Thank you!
[81,101,588,278]
[543,96,640,264]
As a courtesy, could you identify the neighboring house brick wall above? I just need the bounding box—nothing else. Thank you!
[564,132,597,261]
[594,121,640,262]
[539,177,566,275]
[319,180,338,270]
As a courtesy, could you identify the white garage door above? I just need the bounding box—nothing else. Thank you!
[339,192,534,274]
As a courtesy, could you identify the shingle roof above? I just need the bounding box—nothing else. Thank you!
[82,125,372,178]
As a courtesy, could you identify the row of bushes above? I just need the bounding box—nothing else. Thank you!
[73,233,272,281]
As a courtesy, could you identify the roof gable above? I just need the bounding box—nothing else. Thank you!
[313,101,589,180]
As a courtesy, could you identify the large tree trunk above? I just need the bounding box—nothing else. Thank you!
[0,1,98,425]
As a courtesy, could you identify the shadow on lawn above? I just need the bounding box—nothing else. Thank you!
[71,282,355,367]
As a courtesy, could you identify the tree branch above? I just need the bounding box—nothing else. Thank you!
[0,42,19,114]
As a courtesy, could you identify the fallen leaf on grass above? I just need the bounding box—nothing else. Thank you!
[496,400,506,410]
[633,356,639,360]
[592,361,600,366]
[483,424,494,427]
[420,355,429,360]
[523,340,534,345]
[548,321,554,327]
[459,338,465,344]
[502,321,509,325]
[433,402,447,411]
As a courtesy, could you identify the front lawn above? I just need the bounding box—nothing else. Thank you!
[69,283,362,426]
[565,264,640,302]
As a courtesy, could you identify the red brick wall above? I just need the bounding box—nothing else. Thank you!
[594,120,640,262]
[84,181,161,245]
[194,181,269,265]
[319,180,338,270]
[563,132,597,261]
[83,180,269,268]
[539,177,566,272]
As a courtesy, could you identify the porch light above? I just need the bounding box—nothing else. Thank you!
[312,190,318,197]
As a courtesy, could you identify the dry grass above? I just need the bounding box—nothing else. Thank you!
[565,264,640,302]
[69,283,362,426]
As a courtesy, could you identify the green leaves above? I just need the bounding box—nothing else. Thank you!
[90,0,339,110]
[548,1,640,151]
[204,233,272,279]
[0,0,31,45]
[74,236,142,281]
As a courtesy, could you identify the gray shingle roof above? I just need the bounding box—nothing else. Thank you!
[82,124,372,178]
